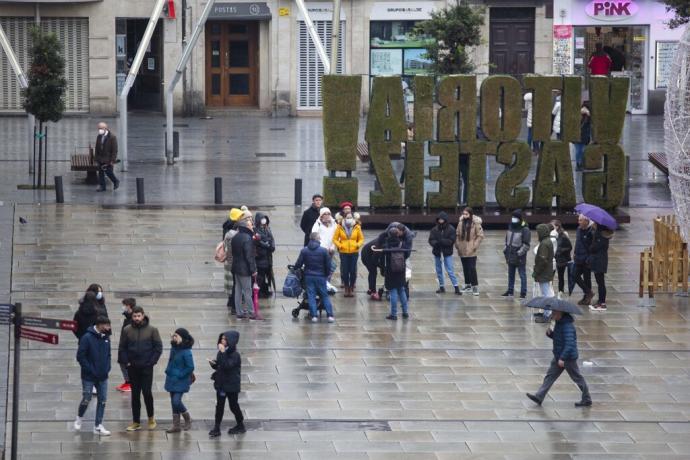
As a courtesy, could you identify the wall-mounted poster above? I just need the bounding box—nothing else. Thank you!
[403,48,432,75]
[553,25,573,75]
[371,48,403,75]
[656,41,678,89]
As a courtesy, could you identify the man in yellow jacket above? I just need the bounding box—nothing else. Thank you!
[333,214,364,297]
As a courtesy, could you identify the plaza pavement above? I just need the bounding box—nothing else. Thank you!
[0,114,689,459]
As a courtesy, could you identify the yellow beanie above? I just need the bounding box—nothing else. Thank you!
[228,208,243,222]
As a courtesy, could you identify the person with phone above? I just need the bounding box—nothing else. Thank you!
[208,330,245,437]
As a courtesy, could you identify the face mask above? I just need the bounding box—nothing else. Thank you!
[511,217,519,224]
[96,292,103,301]
[98,129,105,136]
[260,218,267,225]
[345,218,354,226]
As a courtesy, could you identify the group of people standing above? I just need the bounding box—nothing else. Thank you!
[72,287,246,437]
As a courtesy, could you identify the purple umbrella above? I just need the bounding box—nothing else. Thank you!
[574,203,618,230]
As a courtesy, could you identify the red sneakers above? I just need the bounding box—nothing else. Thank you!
[116,382,131,392]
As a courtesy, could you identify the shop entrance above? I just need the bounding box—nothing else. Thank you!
[573,26,647,113]
[205,21,259,107]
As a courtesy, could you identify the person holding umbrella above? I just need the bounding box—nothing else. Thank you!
[524,297,592,408]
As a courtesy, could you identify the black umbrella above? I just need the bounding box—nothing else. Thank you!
[523,296,582,315]
[567,261,577,295]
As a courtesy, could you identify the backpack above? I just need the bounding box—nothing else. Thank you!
[282,267,303,298]
[214,241,227,263]
[389,248,406,274]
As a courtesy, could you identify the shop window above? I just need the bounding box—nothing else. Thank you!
[297,20,345,109]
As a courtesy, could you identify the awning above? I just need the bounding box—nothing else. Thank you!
[208,2,272,20]
[369,1,438,21]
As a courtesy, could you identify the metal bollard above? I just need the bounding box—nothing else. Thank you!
[214,177,223,204]
[54,176,64,204]
[294,178,303,206]
[136,178,145,204]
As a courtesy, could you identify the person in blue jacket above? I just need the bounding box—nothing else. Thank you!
[294,232,335,323]
[164,328,195,433]
[74,316,112,436]
[526,310,592,407]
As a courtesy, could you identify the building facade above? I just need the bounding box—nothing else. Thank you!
[1,0,556,116]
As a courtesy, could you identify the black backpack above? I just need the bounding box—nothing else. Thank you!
[389,246,406,274]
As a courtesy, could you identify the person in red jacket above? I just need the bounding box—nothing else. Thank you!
[588,43,612,76]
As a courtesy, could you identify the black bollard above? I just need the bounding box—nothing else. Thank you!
[136,178,145,204]
[54,176,64,203]
[214,177,223,204]
[294,178,302,206]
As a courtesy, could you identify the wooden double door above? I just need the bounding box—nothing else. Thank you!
[489,8,535,77]
[205,21,259,107]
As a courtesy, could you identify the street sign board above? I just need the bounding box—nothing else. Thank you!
[18,327,58,345]
[0,304,13,326]
[20,316,76,332]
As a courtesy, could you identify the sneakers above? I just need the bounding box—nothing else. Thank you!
[526,393,543,406]
[148,417,157,430]
[209,427,221,438]
[386,315,397,321]
[461,285,473,293]
[227,424,246,435]
[501,291,513,297]
[95,187,105,192]
[589,303,607,312]
[472,286,479,296]
[116,382,131,392]
[454,286,462,295]
[575,399,592,407]
[113,181,120,191]
[73,416,82,431]
[327,316,335,323]
[311,316,318,323]
[519,293,527,300]
[126,422,141,432]
[370,292,381,301]
[402,313,409,319]
[436,287,445,294]
[94,424,111,436]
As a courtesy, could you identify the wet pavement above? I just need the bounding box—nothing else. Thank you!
[0,114,689,459]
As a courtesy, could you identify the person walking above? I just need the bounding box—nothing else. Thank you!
[164,328,195,433]
[208,330,246,437]
[223,208,243,313]
[300,194,323,246]
[382,227,410,320]
[533,223,556,323]
[333,212,364,297]
[573,215,594,306]
[551,220,572,299]
[94,122,120,192]
[429,212,461,295]
[294,232,335,322]
[118,306,163,431]
[588,223,613,311]
[573,102,591,171]
[455,207,484,296]
[254,212,275,298]
[74,316,112,436]
[73,291,100,340]
[231,211,257,319]
[588,42,612,76]
[502,210,531,299]
[116,298,136,392]
[526,310,592,407]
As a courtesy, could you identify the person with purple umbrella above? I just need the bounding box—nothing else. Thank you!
[587,222,613,311]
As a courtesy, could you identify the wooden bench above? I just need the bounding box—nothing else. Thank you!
[356,142,369,162]
[70,151,99,185]
[648,152,669,176]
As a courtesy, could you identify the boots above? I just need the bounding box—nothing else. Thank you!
[166,414,181,433]
[181,412,192,431]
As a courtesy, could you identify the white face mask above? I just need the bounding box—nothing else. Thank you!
[260,218,267,225]
[345,218,354,226]
[511,217,520,224]
[98,129,106,136]
[96,292,103,301]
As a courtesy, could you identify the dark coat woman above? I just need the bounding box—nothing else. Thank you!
[209,330,245,437]
[587,224,613,310]
[164,328,195,433]
[86,283,108,319]
[73,291,99,339]
[254,212,275,297]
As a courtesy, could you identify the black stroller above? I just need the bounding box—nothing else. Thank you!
[288,265,326,319]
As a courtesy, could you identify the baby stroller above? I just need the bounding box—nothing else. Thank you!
[287,265,326,319]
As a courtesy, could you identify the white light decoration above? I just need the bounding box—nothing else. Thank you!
[665,26,690,243]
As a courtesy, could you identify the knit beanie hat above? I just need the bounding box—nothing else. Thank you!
[228,208,243,222]
[320,207,332,216]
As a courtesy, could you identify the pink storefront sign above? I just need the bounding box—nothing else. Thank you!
[554,25,573,39]
[585,1,640,21]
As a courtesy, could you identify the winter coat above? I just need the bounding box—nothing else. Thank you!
[254,212,275,270]
[555,231,573,267]
[223,227,238,293]
[118,316,163,369]
[73,299,99,339]
[504,221,531,266]
[333,223,364,254]
[428,212,456,257]
[231,226,257,276]
[551,314,578,361]
[455,215,484,257]
[533,224,555,282]
[211,330,241,393]
[222,219,234,239]
[122,310,132,330]
[312,219,337,252]
[76,326,111,382]
[588,228,612,274]
[94,132,118,164]
[383,236,408,290]
[361,239,380,269]
[295,240,331,278]
[378,223,415,251]
[164,346,195,393]
[300,205,321,246]
[573,226,593,264]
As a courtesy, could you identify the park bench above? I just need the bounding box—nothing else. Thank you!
[70,146,98,185]
[648,152,669,176]
[356,142,369,162]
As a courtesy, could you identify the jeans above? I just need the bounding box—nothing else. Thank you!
[170,392,187,414]
[594,272,606,303]
[78,379,108,426]
[305,276,334,317]
[434,255,458,288]
[389,287,408,316]
[556,265,566,293]
[97,163,119,190]
[460,257,478,286]
[214,390,243,427]
[574,143,585,168]
[535,358,590,403]
[507,264,527,296]
[339,253,358,288]
[234,275,252,315]
[129,366,154,423]
[573,262,592,296]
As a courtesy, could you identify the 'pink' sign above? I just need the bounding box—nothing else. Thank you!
[585,1,639,21]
